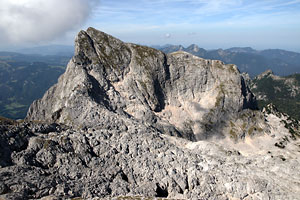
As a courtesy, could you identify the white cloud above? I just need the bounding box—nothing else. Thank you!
[0,0,99,45]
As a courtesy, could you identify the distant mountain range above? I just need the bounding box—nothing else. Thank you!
[15,45,74,56]
[154,45,300,77]
[9,44,300,77]
[0,52,71,119]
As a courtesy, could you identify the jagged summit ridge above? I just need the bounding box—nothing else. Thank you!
[27,27,257,140]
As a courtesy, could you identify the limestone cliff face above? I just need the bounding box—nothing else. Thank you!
[26,27,257,141]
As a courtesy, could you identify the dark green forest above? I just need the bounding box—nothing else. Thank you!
[251,73,300,120]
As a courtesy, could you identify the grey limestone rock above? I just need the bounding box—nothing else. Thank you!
[0,120,299,199]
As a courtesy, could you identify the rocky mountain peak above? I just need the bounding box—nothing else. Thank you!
[226,47,256,53]
[257,69,274,79]
[186,44,200,52]
[26,27,259,141]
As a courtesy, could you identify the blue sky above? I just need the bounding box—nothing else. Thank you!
[88,0,300,51]
[1,0,300,51]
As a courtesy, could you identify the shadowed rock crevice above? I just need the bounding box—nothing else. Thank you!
[155,184,168,198]
[86,73,112,110]
[152,54,172,112]
[241,76,258,110]
[153,78,166,112]
[51,108,63,122]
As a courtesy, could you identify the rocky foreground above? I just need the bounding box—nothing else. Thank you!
[1,28,300,199]
[1,109,300,200]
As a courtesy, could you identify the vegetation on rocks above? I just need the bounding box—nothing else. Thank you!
[251,71,300,120]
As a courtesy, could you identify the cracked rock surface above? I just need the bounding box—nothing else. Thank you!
[0,119,299,199]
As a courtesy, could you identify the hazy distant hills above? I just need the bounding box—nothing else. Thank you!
[0,52,70,119]
[0,51,71,64]
[155,45,300,77]
[12,44,300,76]
[15,45,74,56]
[14,44,300,77]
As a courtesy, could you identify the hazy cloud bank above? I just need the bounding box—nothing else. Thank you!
[0,0,99,45]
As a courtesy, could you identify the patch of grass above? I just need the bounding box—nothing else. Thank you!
[72,198,83,200]
[43,140,52,149]
[60,136,68,144]
[132,44,158,72]
[117,196,143,200]
[229,121,235,127]
[215,84,226,107]
[242,122,247,129]
[248,126,255,135]
[227,64,238,74]
[214,62,224,70]
[229,129,238,140]
[138,80,148,92]
[63,114,73,125]
[257,127,263,132]
[0,116,17,125]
